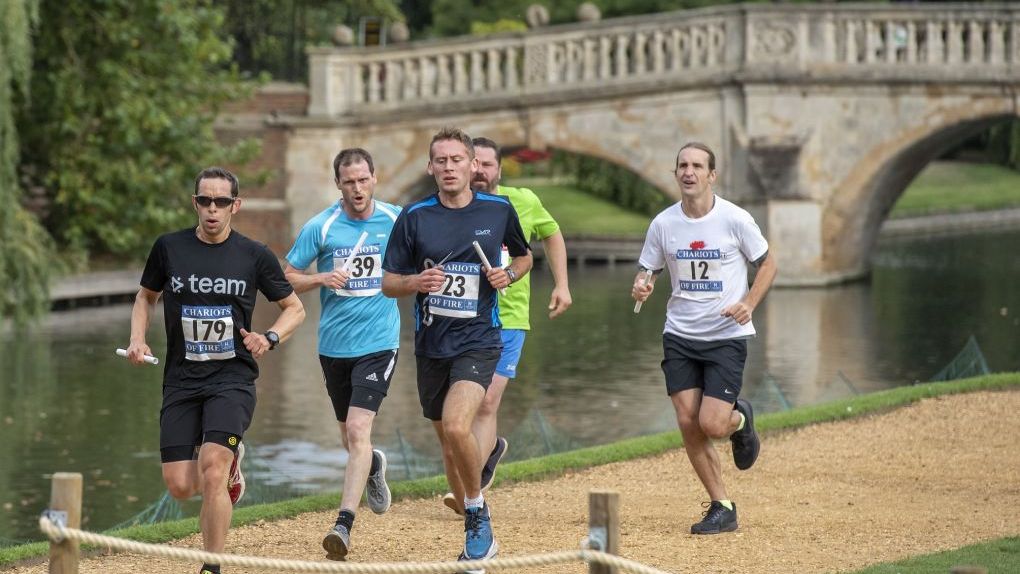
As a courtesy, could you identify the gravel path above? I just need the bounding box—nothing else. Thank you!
[12,391,1020,574]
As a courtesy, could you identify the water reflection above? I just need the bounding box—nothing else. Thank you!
[2,229,1018,542]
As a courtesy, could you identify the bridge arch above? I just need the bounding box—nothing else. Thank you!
[270,2,1020,285]
[385,132,675,209]
[822,105,1019,278]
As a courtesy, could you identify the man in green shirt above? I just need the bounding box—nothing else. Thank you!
[443,137,572,514]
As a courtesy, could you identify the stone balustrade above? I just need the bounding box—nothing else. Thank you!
[307,3,1019,118]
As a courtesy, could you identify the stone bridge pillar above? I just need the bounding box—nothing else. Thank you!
[763,200,828,286]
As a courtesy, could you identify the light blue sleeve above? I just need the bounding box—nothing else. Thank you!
[285,221,322,271]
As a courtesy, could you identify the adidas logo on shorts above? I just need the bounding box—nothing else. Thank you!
[366,372,378,382]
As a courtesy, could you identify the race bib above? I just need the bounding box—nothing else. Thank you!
[332,243,383,297]
[181,305,235,361]
[425,261,480,319]
[675,249,723,300]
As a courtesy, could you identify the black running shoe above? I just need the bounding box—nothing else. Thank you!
[730,399,760,470]
[690,501,738,535]
[479,436,508,492]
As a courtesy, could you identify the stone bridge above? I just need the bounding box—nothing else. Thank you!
[230,3,1020,285]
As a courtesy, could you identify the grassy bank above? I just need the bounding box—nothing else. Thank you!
[851,536,1020,574]
[503,177,651,238]
[890,161,1020,219]
[4,373,1018,567]
[508,160,1020,236]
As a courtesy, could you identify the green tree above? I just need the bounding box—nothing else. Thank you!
[1,0,54,325]
[425,0,887,39]
[19,0,257,261]
[986,120,1020,170]
[224,0,405,81]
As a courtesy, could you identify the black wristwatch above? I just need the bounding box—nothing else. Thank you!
[505,267,518,284]
[264,330,280,350]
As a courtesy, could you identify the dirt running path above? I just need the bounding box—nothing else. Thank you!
[12,391,1020,574]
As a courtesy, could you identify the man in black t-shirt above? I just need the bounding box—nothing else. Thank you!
[382,128,531,568]
[126,167,305,574]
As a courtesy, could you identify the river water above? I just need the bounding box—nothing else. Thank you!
[2,229,1018,544]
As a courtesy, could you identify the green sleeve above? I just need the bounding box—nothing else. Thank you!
[522,188,560,240]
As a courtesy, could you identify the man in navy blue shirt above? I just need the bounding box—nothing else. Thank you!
[382,127,531,567]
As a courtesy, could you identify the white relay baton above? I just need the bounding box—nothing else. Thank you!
[335,230,369,295]
[116,348,159,365]
[633,269,654,314]
[472,240,507,296]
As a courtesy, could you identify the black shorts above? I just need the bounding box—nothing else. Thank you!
[160,382,256,462]
[416,348,500,421]
[661,333,747,403]
[320,349,398,421]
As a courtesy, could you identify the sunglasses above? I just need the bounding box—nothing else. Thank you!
[193,195,236,208]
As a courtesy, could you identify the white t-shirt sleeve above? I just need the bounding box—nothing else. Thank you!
[734,210,769,263]
[638,217,667,271]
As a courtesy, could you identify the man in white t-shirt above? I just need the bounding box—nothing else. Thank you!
[632,142,777,535]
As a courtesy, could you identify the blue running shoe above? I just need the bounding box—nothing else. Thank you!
[463,504,498,562]
[457,550,485,574]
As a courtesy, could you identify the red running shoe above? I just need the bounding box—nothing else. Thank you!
[227,442,246,505]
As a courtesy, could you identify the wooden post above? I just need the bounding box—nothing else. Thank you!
[49,472,83,574]
[588,490,619,574]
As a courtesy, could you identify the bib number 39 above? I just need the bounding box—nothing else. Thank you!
[333,246,383,297]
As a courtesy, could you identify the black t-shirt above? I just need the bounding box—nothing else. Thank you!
[383,191,529,358]
[140,228,293,387]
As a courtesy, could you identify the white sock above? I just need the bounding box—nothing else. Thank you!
[464,495,484,511]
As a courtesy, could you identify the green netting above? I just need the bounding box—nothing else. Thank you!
[929,335,991,382]
[0,536,32,549]
[833,370,860,395]
[506,409,583,459]
[108,446,314,529]
[108,490,184,531]
[745,372,792,412]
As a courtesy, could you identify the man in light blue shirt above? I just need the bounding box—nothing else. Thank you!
[284,148,401,560]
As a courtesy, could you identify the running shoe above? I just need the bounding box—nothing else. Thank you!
[322,523,351,560]
[227,442,246,506]
[479,436,508,492]
[463,504,498,561]
[730,399,760,470]
[365,448,391,514]
[690,501,738,535]
[457,550,486,574]
[443,491,464,516]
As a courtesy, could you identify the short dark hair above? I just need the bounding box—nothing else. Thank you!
[471,137,501,164]
[675,142,716,172]
[430,127,474,160]
[333,148,375,180]
[194,167,239,197]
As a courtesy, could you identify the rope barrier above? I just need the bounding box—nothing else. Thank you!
[39,514,676,574]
